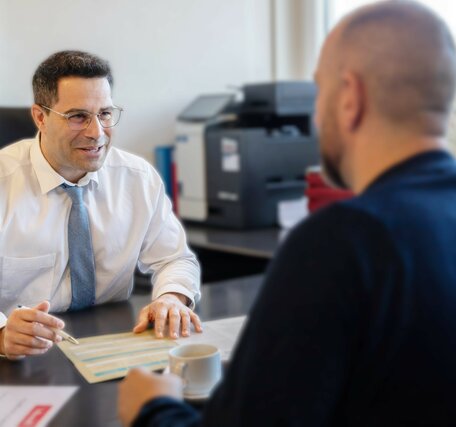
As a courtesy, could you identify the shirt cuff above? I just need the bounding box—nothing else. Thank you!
[0,312,7,358]
[0,312,7,330]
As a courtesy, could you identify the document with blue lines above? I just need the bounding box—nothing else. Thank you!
[57,331,176,383]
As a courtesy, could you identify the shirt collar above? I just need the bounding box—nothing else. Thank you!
[30,133,100,194]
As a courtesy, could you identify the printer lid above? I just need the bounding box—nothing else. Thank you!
[178,94,234,122]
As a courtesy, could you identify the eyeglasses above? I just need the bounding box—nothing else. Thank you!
[40,105,123,130]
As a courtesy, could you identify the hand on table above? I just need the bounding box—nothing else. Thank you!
[0,301,64,360]
[133,293,203,339]
[118,367,183,426]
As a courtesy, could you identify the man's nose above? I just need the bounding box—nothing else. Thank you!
[84,115,104,139]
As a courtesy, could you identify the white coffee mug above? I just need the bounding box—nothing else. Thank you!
[169,343,222,399]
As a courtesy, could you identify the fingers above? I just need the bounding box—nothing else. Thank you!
[18,320,60,344]
[189,311,203,333]
[153,305,169,339]
[138,294,203,339]
[174,309,202,337]
[6,340,52,356]
[118,368,163,427]
[3,326,54,359]
[133,307,150,334]
[2,302,64,359]
[18,306,64,330]
[33,300,51,313]
[180,310,191,337]
[126,366,156,381]
[168,308,181,339]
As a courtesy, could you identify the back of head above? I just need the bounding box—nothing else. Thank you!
[338,1,456,135]
[32,50,113,108]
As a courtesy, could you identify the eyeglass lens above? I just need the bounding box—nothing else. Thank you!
[67,108,122,130]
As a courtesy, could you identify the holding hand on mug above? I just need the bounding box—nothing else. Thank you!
[118,344,222,426]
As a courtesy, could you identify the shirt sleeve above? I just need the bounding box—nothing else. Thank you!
[136,167,201,308]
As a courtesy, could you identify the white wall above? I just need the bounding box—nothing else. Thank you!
[0,0,273,162]
[272,0,325,80]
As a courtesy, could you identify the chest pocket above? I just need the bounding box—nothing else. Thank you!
[1,254,56,307]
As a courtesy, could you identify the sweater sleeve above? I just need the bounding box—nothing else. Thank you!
[132,397,201,427]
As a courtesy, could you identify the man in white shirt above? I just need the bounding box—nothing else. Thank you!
[0,50,202,360]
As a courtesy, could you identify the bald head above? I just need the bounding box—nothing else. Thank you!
[332,1,456,135]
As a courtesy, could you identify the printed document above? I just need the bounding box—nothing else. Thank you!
[0,386,77,427]
[58,316,246,383]
[58,330,176,383]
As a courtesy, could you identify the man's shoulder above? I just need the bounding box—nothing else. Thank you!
[0,138,34,179]
[103,147,154,176]
[287,200,392,255]
[300,200,384,232]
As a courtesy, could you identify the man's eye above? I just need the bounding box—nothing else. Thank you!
[99,111,112,121]
[68,113,89,123]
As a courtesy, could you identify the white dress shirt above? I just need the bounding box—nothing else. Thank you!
[0,136,200,316]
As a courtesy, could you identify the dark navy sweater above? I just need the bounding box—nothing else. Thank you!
[134,151,456,427]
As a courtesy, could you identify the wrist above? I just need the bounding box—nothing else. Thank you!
[0,328,6,357]
[163,292,190,306]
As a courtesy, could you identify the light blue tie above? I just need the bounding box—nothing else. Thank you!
[62,184,96,310]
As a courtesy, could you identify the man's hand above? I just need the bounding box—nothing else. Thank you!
[118,367,183,427]
[0,301,64,360]
[133,293,202,339]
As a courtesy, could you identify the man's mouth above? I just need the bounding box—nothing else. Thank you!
[78,146,104,152]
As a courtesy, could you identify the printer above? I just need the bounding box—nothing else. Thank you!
[175,81,320,229]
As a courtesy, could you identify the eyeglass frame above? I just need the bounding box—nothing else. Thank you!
[39,104,123,130]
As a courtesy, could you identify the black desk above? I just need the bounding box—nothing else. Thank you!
[0,275,264,427]
[185,225,288,282]
[185,225,285,259]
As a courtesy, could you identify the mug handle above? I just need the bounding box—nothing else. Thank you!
[175,361,188,385]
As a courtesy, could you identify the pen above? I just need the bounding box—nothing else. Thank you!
[17,305,79,345]
[52,328,80,345]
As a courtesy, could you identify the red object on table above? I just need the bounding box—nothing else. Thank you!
[305,170,354,213]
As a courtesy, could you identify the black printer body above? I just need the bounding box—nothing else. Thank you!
[175,81,320,229]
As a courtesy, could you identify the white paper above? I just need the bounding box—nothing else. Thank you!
[221,138,240,172]
[177,316,246,361]
[278,197,308,229]
[0,386,77,427]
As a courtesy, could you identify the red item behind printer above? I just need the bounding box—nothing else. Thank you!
[305,170,354,213]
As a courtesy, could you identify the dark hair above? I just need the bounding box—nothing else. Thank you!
[32,50,113,107]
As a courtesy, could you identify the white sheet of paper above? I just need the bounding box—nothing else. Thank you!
[177,315,247,361]
[0,386,77,427]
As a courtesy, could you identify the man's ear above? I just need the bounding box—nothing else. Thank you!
[339,71,364,132]
[31,104,47,133]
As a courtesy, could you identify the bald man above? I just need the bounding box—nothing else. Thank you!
[118,2,456,426]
